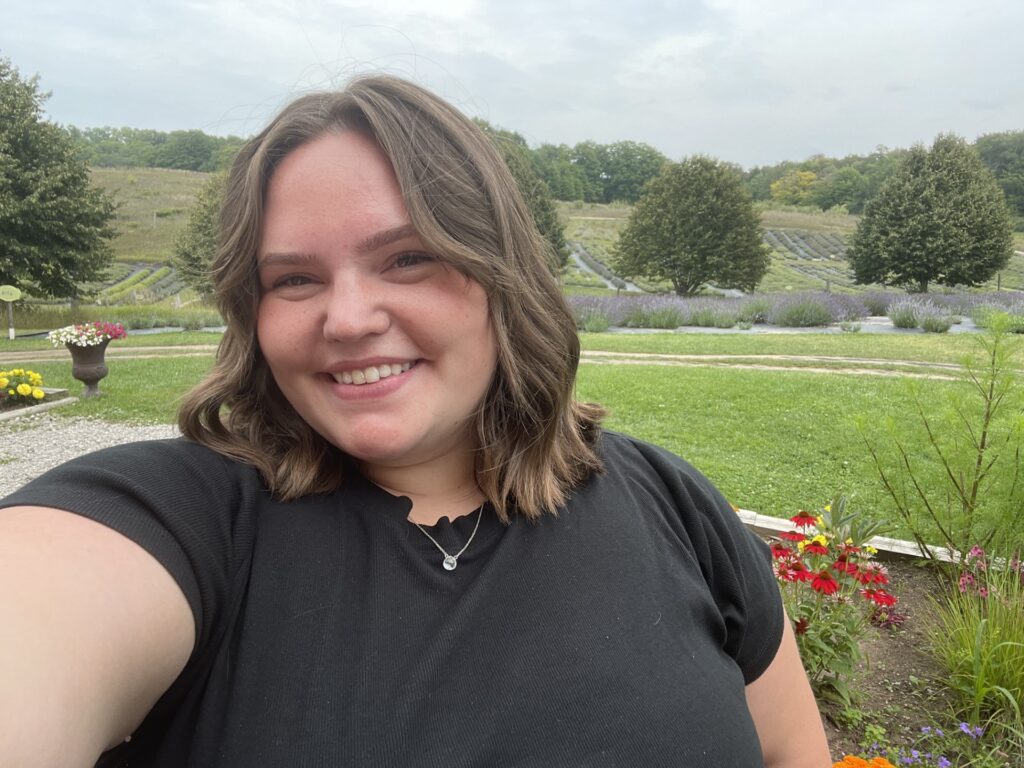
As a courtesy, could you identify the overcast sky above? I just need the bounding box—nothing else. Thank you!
[4,0,1021,168]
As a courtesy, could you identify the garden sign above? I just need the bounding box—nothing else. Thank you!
[0,285,20,340]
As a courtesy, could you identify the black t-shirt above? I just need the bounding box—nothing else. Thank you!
[1,430,783,767]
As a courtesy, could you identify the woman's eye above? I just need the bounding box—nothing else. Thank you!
[272,274,314,289]
[393,252,433,269]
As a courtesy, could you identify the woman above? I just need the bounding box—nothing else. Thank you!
[0,76,830,767]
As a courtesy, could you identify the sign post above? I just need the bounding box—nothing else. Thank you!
[0,285,22,340]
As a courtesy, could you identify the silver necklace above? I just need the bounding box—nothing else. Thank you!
[414,503,484,571]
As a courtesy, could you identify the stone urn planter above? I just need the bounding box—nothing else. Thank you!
[66,339,111,398]
[48,322,127,399]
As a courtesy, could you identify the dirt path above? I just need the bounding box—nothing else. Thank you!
[3,345,968,381]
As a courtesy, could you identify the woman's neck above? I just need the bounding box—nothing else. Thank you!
[362,454,484,526]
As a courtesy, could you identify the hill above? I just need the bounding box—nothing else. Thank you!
[90,166,210,264]
[559,202,1024,295]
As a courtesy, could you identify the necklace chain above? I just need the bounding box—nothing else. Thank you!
[414,503,484,571]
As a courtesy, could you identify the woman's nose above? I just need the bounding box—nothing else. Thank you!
[322,276,391,341]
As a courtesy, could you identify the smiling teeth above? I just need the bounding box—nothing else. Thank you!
[333,362,412,385]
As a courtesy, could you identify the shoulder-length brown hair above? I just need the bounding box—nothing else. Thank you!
[177,75,604,520]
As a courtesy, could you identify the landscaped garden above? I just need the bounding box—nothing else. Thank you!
[3,304,1023,766]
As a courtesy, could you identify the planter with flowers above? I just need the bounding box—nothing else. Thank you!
[48,322,128,397]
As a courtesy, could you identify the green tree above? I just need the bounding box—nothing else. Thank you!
[974,131,1024,228]
[849,134,1013,293]
[173,172,226,298]
[613,156,770,295]
[474,120,567,268]
[770,169,818,205]
[0,58,116,298]
[602,141,667,203]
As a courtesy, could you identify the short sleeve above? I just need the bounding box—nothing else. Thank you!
[614,433,785,684]
[0,438,250,651]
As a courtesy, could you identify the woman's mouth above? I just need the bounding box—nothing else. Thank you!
[331,361,414,385]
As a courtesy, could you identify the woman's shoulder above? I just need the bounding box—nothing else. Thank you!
[594,429,719,497]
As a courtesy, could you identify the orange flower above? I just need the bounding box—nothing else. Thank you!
[832,757,896,768]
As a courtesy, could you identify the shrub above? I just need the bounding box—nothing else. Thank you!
[768,295,836,327]
[918,304,953,333]
[579,311,611,333]
[887,297,924,329]
[862,311,1024,561]
[861,290,899,316]
[737,295,772,324]
[929,547,1024,756]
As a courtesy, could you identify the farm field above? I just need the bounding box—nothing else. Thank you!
[559,200,1024,294]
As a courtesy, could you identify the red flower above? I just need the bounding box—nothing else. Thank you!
[770,543,793,560]
[779,531,807,543]
[811,570,840,595]
[860,563,890,585]
[861,588,898,607]
[793,617,810,635]
[790,510,818,528]
[803,541,829,555]
[832,557,859,576]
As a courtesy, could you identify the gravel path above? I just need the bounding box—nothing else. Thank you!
[0,413,178,497]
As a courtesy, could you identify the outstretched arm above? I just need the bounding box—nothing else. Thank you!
[745,609,833,768]
[0,506,194,768]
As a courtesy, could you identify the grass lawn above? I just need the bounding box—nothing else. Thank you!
[579,330,1002,366]
[5,328,1011,535]
[576,361,964,531]
[0,331,221,354]
[24,355,215,424]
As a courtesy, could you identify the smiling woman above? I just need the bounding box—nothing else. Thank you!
[0,75,830,768]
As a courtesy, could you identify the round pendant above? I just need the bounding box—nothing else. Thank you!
[443,555,458,571]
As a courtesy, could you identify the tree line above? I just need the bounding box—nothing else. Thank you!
[69,126,246,173]
[67,115,1024,227]
[1,55,1019,303]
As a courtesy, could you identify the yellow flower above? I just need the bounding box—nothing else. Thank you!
[32,388,45,400]
[16,383,32,396]
[815,515,825,527]
[865,545,878,555]
[0,378,8,388]
[7,389,13,396]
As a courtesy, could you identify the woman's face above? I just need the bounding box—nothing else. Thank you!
[255,131,498,475]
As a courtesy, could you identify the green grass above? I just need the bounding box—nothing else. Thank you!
[25,355,215,424]
[7,328,1019,539]
[91,166,209,264]
[576,362,964,528]
[0,331,221,354]
[580,331,993,365]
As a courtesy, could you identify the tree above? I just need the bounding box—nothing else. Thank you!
[770,169,818,205]
[613,156,770,295]
[0,58,116,298]
[849,134,1013,293]
[474,120,567,268]
[974,131,1024,228]
[174,172,226,298]
[601,141,667,203]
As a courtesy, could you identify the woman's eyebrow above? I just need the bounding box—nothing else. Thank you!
[257,251,318,268]
[355,223,418,253]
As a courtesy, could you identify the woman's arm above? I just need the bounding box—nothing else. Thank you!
[745,609,833,768]
[0,505,195,768]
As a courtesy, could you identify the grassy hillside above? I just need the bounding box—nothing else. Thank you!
[91,166,210,264]
[559,201,1024,295]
